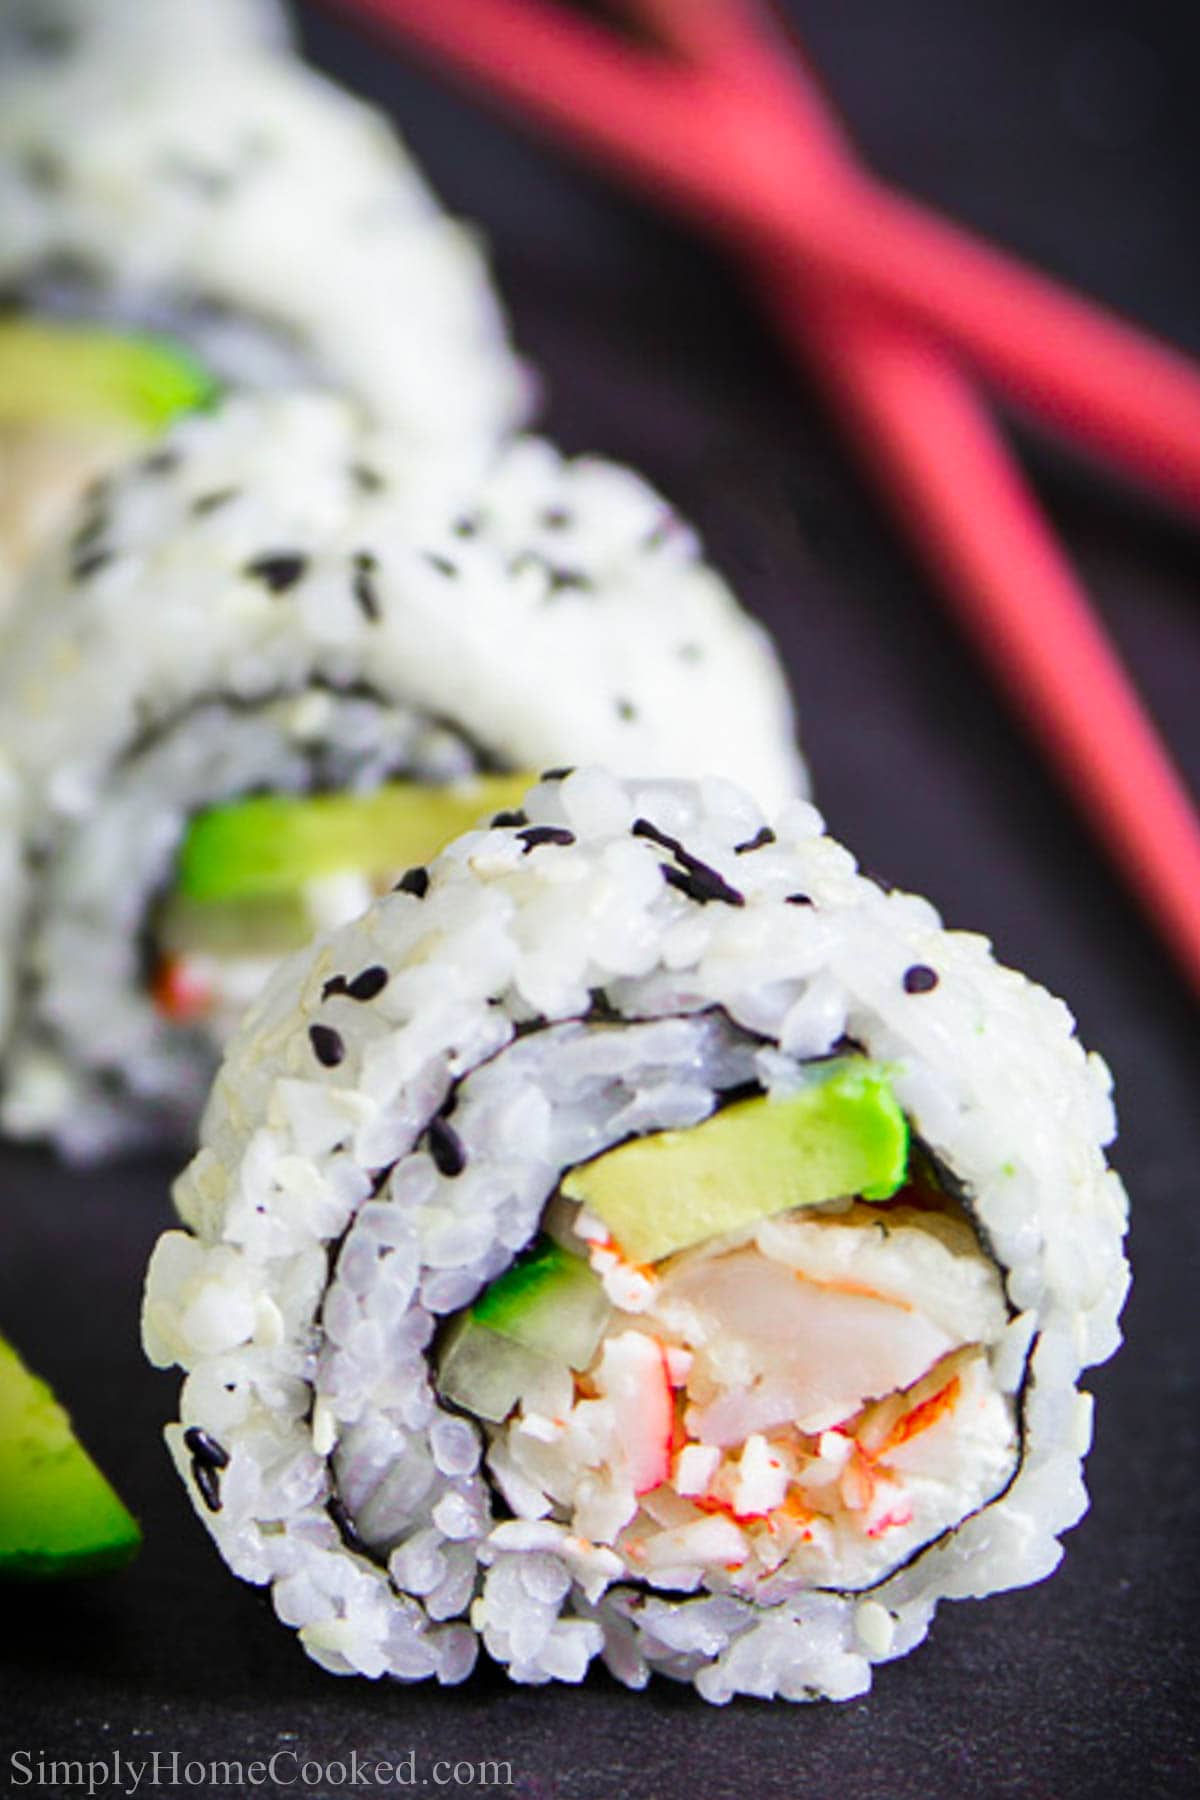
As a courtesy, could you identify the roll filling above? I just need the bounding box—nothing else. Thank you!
[430,1061,1017,1595]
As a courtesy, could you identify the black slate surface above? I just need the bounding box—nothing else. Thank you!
[2,2,1198,1796]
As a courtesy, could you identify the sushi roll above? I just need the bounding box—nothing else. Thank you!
[0,0,527,606]
[0,392,802,1158]
[0,0,292,66]
[142,770,1128,1702]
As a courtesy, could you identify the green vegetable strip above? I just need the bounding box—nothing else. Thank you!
[175,773,536,904]
[0,1333,142,1580]
[0,319,216,429]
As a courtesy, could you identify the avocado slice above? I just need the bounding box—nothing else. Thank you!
[437,1238,611,1423]
[0,317,216,430]
[0,1332,142,1579]
[174,772,537,905]
[0,317,216,601]
[560,1060,909,1264]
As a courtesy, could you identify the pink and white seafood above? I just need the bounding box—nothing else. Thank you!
[488,1200,1017,1596]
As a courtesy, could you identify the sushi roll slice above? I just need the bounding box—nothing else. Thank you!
[0,0,527,607]
[0,393,802,1158]
[0,0,292,67]
[142,770,1128,1702]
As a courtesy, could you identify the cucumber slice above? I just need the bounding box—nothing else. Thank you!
[561,1059,909,1264]
[436,1239,611,1423]
[436,1316,555,1425]
[472,1236,610,1368]
[175,772,537,905]
[0,1333,142,1579]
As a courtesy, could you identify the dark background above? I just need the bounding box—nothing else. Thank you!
[2,2,1198,1795]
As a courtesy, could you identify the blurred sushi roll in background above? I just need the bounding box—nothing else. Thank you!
[0,393,803,1159]
[142,770,1128,1702]
[0,0,529,609]
[0,0,295,65]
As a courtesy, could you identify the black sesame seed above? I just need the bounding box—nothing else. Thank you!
[546,564,589,597]
[661,862,746,908]
[326,1494,369,1556]
[191,487,237,517]
[518,826,576,852]
[491,809,529,829]
[632,818,682,856]
[321,975,348,1001]
[70,512,106,555]
[309,1023,346,1068]
[539,767,574,782]
[511,551,589,596]
[353,550,378,571]
[350,463,384,493]
[183,1426,230,1469]
[141,448,180,476]
[352,564,380,622]
[585,989,620,1024]
[346,965,388,1002]
[903,964,939,995]
[633,818,744,904]
[21,148,63,191]
[424,552,459,579]
[396,865,429,898]
[427,1116,466,1177]
[243,552,308,595]
[71,549,112,582]
[785,892,814,907]
[192,1460,223,1513]
[735,826,776,854]
[615,696,637,722]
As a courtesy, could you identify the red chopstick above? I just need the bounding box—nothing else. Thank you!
[632,4,1200,993]
[777,289,1200,989]
[327,0,1200,517]
[322,0,1200,993]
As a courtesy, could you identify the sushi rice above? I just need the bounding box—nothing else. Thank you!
[143,770,1128,1702]
[0,392,803,1157]
[0,0,528,603]
[0,0,293,68]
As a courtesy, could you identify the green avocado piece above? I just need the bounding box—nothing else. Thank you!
[175,773,537,905]
[471,1236,610,1366]
[560,1059,909,1264]
[0,1333,142,1579]
[0,317,216,431]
